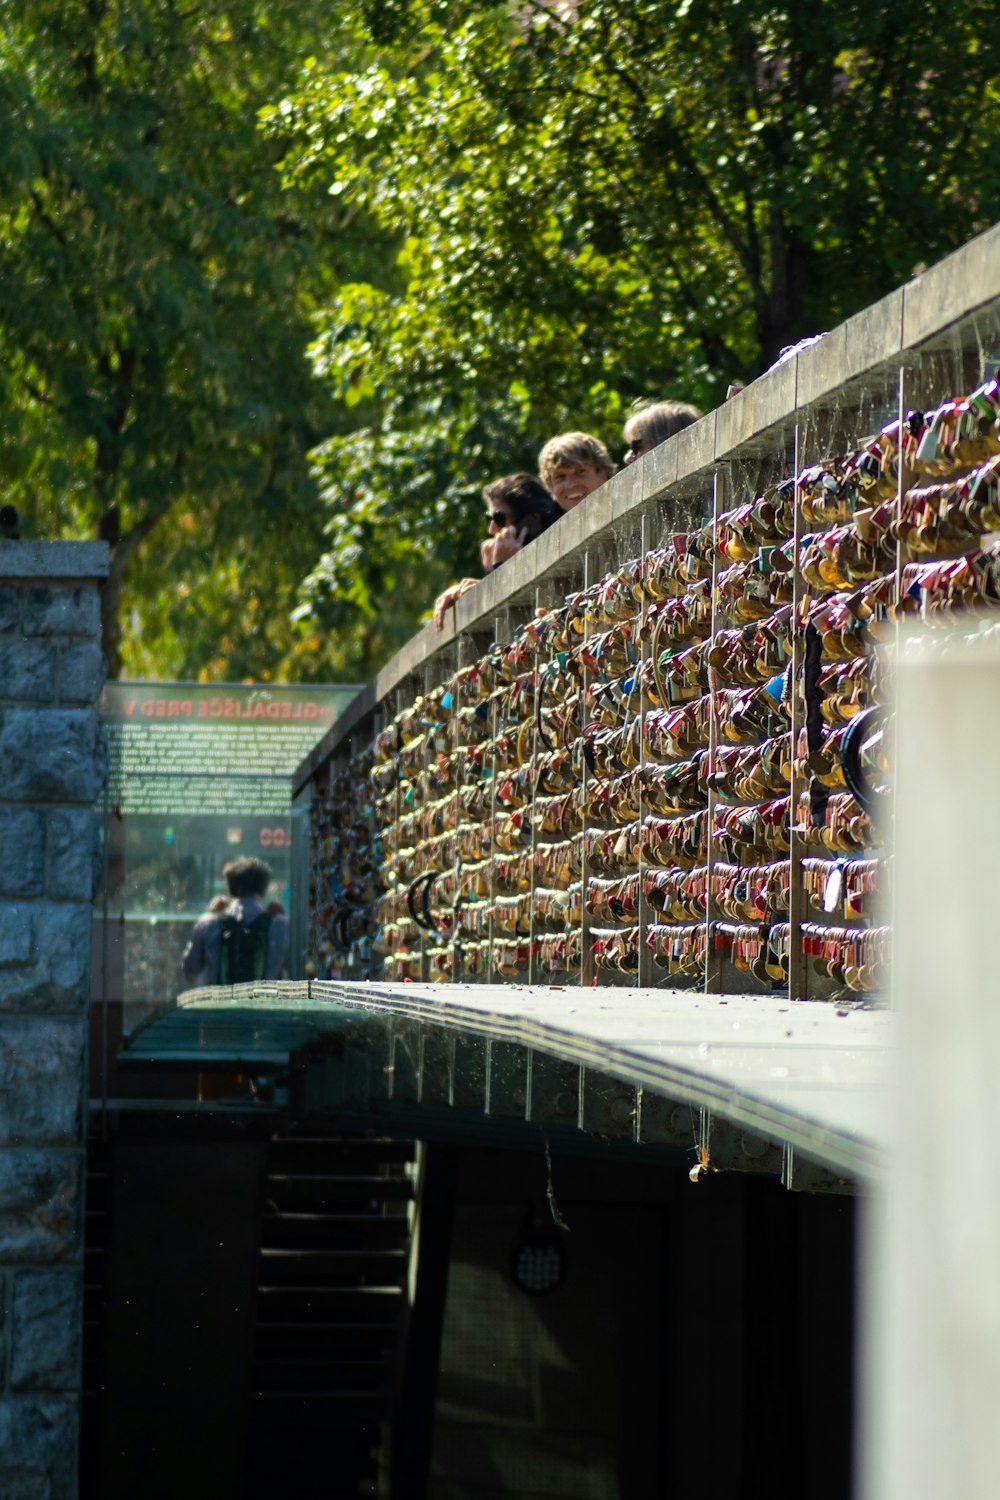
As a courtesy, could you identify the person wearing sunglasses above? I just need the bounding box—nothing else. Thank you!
[623,400,701,464]
[433,473,562,630]
[480,473,562,568]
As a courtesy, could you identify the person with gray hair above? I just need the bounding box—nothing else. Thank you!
[537,431,616,512]
[623,400,701,463]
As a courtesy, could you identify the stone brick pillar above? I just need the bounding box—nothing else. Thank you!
[0,540,108,1496]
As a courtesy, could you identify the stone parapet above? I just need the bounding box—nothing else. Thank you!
[0,539,107,1496]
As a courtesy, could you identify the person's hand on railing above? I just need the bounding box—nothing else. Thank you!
[432,577,478,631]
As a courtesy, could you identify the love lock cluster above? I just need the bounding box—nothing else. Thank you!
[308,375,1000,1000]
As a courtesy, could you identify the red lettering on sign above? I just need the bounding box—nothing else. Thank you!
[260,827,289,848]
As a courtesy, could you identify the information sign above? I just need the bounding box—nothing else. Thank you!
[96,681,356,1028]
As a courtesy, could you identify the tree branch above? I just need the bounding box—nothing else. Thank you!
[112,501,175,571]
[29,188,68,247]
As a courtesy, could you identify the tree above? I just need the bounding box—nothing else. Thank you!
[0,0,391,679]
[268,0,1000,654]
[292,379,539,670]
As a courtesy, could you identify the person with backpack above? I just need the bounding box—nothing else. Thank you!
[181,856,288,986]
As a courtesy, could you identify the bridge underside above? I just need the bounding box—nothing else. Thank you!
[123,981,890,1190]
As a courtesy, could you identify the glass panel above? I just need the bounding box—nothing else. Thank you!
[94,681,357,1042]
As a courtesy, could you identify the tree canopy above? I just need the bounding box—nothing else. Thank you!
[2,0,999,683]
[271,0,1000,665]
[0,0,388,678]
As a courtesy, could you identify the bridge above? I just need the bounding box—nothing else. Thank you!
[126,979,890,1187]
[81,225,1000,1498]
[3,224,1000,1498]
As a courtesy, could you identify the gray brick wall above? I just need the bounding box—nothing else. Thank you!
[0,541,107,1498]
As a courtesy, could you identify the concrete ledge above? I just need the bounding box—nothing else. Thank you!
[715,357,798,457]
[128,980,892,1180]
[0,541,109,580]
[902,221,1000,349]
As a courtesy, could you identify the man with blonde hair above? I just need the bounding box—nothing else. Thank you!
[537,431,615,512]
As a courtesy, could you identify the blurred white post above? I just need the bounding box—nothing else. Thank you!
[858,634,1000,1499]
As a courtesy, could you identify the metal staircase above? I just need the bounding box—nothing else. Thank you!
[245,1134,416,1499]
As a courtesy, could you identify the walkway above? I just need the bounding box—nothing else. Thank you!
[125,981,892,1184]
